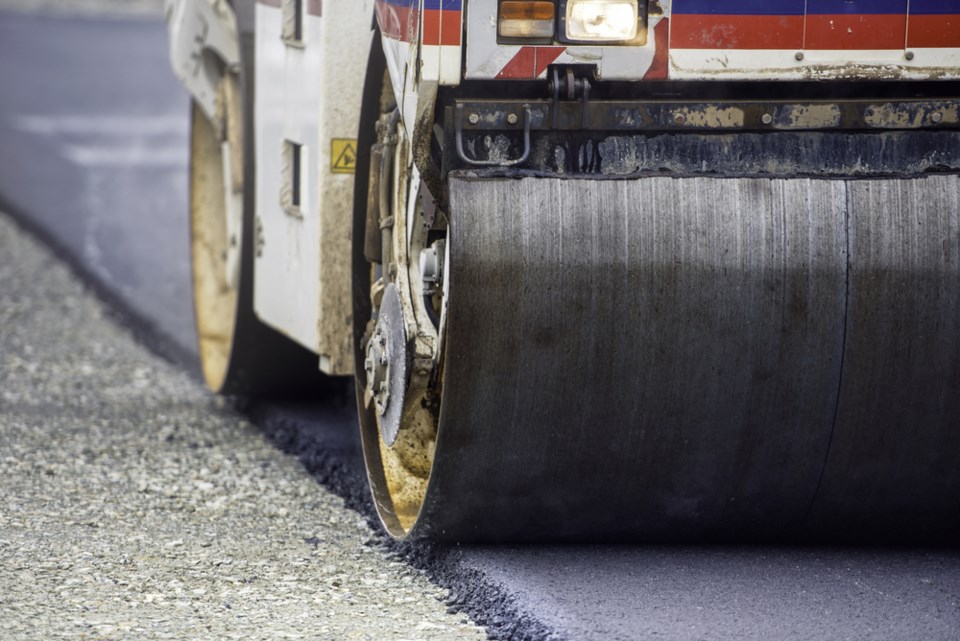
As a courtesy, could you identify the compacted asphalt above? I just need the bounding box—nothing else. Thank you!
[1,8,959,641]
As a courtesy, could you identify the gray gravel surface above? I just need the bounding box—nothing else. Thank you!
[0,211,485,640]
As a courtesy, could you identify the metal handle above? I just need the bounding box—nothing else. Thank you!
[455,104,532,168]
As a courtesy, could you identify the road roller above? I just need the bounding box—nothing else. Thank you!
[165,0,960,541]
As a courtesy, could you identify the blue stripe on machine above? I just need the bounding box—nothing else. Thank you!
[671,0,948,14]
[671,0,804,15]
[807,0,907,15]
[424,0,462,9]
[910,0,960,13]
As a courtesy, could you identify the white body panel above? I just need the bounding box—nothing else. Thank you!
[463,0,960,81]
[670,48,960,81]
[165,0,241,120]
[254,0,375,374]
[380,33,421,143]
[164,0,960,383]
[464,0,663,80]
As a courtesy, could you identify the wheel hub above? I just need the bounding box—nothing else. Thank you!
[364,283,409,446]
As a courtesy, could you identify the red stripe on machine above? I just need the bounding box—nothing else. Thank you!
[375,1,419,43]
[496,47,566,79]
[671,14,804,49]
[643,18,670,79]
[423,9,462,46]
[908,14,960,48]
[423,7,440,44]
[805,14,907,49]
[441,8,462,45]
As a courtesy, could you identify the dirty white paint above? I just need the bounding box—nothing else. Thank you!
[670,48,960,81]
[254,1,374,374]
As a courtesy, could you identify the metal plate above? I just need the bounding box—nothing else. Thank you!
[418,174,850,541]
[408,172,960,541]
[361,172,960,542]
[805,175,960,540]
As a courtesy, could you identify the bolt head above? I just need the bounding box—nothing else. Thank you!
[761,113,773,125]
[673,113,686,125]
[905,51,915,61]
[468,113,480,125]
[795,51,805,61]
[506,113,519,125]
[931,112,943,124]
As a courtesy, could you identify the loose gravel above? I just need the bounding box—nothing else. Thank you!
[0,210,486,640]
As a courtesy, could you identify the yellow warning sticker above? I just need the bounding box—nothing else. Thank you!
[331,139,358,174]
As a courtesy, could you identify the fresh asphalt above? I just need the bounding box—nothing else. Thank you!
[1,10,958,641]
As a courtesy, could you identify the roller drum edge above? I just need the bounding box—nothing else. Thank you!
[372,173,960,542]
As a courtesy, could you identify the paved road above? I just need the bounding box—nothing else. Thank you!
[2,10,959,641]
[0,9,195,363]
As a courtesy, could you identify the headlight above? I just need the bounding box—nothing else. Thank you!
[564,0,638,42]
[498,1,557,40]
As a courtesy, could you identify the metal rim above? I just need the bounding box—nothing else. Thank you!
[189,91,242,393]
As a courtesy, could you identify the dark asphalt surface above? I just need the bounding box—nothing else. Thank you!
[2,11,959,641]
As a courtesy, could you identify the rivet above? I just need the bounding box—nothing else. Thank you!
[468,113,480,125]
[905,51,915,61]
[506,113,519,125]
[761,113,773,125]
[795,51,804,61]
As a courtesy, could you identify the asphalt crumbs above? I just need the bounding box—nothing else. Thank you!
[0,211,485,640]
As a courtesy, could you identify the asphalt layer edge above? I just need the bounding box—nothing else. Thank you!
[2,201,559,641]
[0,196,200,377]
[248,400,561,641]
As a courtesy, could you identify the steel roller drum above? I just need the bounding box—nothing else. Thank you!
[367,174,960,542]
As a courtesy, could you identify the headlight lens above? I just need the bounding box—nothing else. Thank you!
[565,0,638,42]
[499,1,557,39]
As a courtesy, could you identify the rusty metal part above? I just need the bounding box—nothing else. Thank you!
[364,142,384,263]
[358,173,960,542]
[443,125,960,178]
[456,104,532,167]
[365,110,401,264]
[455,98,960,132]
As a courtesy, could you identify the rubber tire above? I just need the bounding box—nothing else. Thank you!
[190,30,331,398]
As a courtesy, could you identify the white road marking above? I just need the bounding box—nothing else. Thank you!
[12,114,187,167]
[60,143,185,167]
[12,114,184,136]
